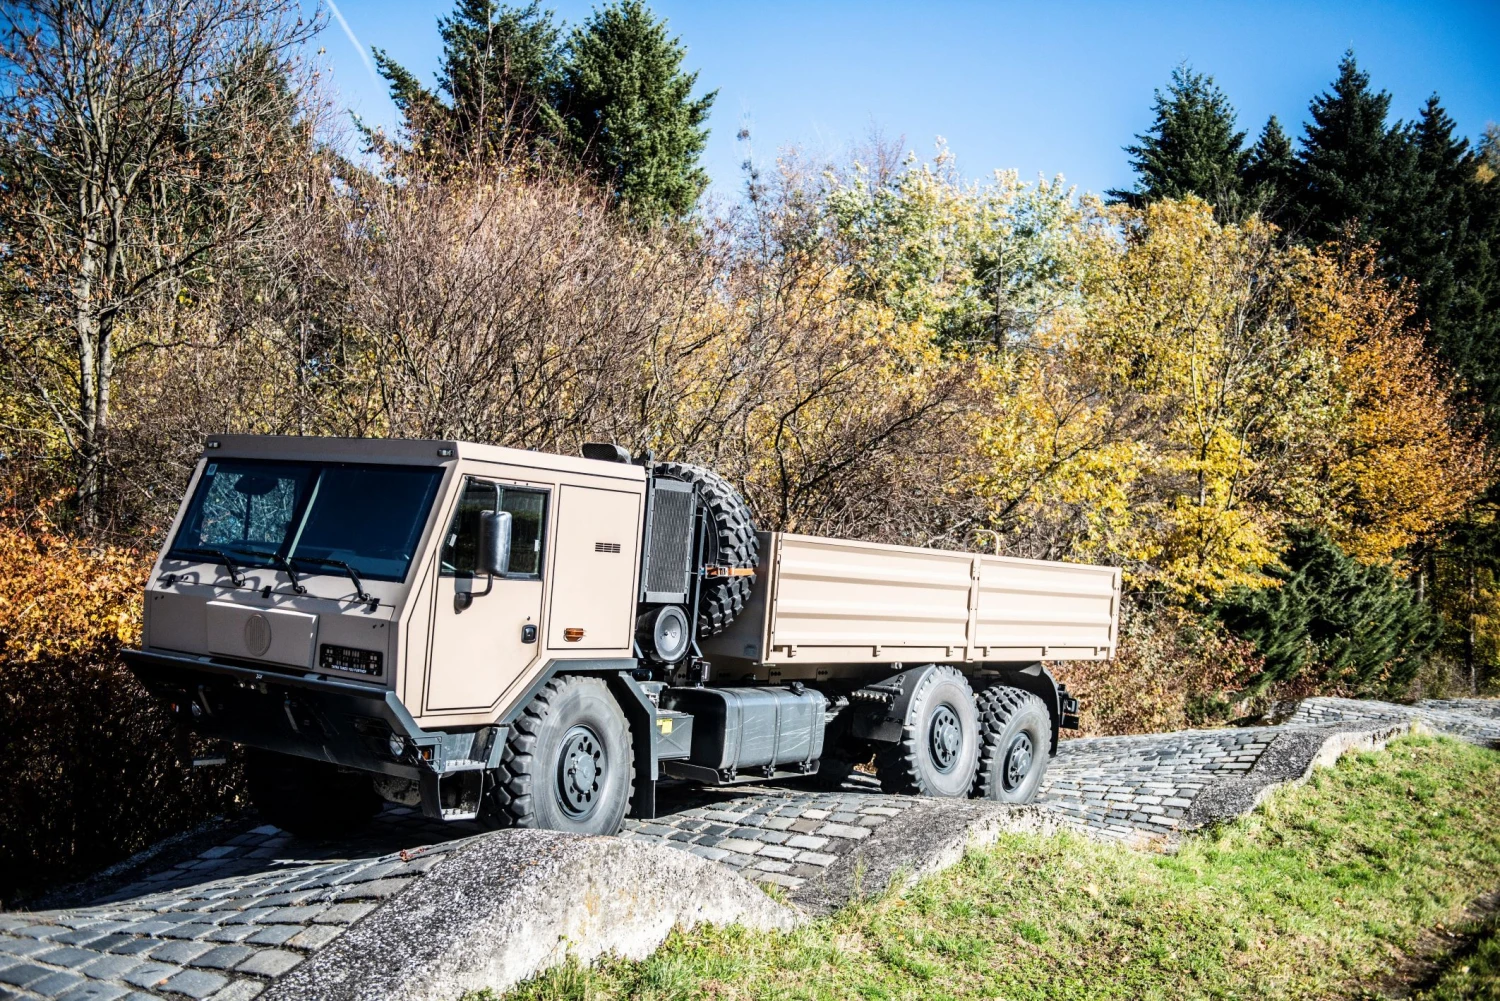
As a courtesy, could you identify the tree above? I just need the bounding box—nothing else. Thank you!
[1388,98,1500,430]
[1479,123,1500,183]
[1215,527,1439,695]
[1290,242,1488,562]
[0,0,318,527]
[374,0,560,163]
[1243,115,1296,218]
[1107,65,1247,216]
[550,0,715,222]
[1291,51,1414,244]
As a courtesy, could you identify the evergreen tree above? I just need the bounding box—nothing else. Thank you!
[550,0,715,222]
[1243,115,1296,219]
[1290,51,1414,244]
[1216,528,1439,695]
[375,1,561,161]
[1107,65,1247,216]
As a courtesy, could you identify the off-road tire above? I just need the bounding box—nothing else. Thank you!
[654,461,758,637]
[245,749,382,840]
[971,686,1051,804]
[482,675,634,835]
[874,666,980,797]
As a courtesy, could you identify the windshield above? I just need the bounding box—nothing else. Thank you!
[169,458,445,583]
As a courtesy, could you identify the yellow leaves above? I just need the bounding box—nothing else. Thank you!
[1291,245,1489,562]
[966,197,1486,599]
[0,501,149,665]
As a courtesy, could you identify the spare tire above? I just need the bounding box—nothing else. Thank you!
[654,461,758,637]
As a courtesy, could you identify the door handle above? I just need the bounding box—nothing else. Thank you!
[521,624,537,644]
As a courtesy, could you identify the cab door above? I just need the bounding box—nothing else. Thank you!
[424,477,548,713]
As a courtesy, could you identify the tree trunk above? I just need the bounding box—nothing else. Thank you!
[74,239,105,530]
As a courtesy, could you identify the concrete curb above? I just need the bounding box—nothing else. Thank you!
[1182,721,1412,833]
[260,828,798,1001]
[789,801,1060,914]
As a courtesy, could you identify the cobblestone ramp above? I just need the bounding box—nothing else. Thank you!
[1,696,1495,1000]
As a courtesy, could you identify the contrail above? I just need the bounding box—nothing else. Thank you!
[325,0,381,88]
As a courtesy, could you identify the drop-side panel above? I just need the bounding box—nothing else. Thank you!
[702,532,1120,666]
[764,535,971,662]
[974,556,1119,660]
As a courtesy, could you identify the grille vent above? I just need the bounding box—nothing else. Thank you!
[595,541,622,554]
[644,480,694,601]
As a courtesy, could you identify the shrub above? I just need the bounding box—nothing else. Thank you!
[0,504,244,905]
[1052,602,1263,736]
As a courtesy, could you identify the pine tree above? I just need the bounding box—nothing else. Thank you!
[1107,65,1247,216]
[1243,115,1296,219]
[1384,97,1468,348]
[1291,51,1414,244]
[1215,528,1438,695]
[375,1,561,161]
[550,0,715,222]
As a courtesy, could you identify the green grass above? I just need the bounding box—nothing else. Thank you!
[469,735,1500,1001]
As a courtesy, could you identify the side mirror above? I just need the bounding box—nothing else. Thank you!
[477,509,512,577]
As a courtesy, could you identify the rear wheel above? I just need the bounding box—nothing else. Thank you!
[483,675,634,834]
[874,666,980,798]
[971,686,1051,804]
[245,749,381,840]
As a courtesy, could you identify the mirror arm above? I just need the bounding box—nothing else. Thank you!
[454,573,495,611]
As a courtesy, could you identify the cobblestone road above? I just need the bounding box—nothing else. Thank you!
[1,696,1495,1001]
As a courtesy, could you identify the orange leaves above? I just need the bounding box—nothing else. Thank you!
[1293,244,1489,562]
[0,503,149,666]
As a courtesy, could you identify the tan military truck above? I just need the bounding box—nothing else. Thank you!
[125,435,1120,837]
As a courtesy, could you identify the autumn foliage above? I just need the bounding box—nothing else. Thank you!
[0,501,243,905]
[0,136,1491,893]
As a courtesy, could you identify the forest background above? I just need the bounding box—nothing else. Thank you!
[0,0,1497,903]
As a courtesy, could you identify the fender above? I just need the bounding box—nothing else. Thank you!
[847,664,945,743]
[983,661,1078,755]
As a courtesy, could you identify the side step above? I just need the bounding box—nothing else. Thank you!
[421,759,488,822]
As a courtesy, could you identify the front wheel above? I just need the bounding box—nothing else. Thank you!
[971,686,1051,804]
[483,675,634,834]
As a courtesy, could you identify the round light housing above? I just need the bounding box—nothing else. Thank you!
[387,733,406,759]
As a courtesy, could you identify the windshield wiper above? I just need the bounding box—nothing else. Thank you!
[223,546,306,595]
[169,547,247,587]
[289,555,376,608]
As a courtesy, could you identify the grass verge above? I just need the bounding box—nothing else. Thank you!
[470,734,1500,1001]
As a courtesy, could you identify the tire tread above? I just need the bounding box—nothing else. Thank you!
[972,685,1050,801]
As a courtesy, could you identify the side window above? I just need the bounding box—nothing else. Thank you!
[440,479,547,578]
[501,488,545,576]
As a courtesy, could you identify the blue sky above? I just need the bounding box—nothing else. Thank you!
[317,0,1500,199]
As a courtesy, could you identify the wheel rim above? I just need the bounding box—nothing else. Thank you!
[556,724,606,820]
[1002,732,1034,792]
[928,704,962,774]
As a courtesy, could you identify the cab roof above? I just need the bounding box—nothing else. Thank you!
[201,434,647,482]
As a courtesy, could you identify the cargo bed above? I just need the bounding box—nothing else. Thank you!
[701,532,1120,674]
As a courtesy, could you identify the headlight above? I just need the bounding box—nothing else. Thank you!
[387,733,406,759]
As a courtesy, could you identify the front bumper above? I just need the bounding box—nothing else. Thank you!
[123,648,500,820]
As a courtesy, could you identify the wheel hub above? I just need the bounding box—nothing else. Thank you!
[929,704,962,773]
[557,725,606,820]
[1003,732,1034,792]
